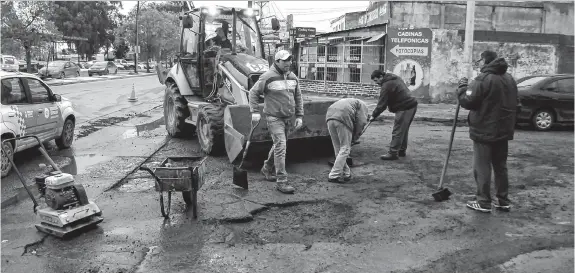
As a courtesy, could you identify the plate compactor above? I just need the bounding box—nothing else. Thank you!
[1,136,103,238]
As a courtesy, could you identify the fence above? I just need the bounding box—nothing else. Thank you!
[297,40,386,97]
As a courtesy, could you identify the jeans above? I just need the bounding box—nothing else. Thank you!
[389,106,417,154]
[473,140,510,208]
[264,116,293,183]
[327,120,352,179]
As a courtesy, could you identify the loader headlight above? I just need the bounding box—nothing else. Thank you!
[244,8,256,17]
[201,6,219,16]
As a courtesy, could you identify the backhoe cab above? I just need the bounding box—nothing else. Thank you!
[159,3,337,163]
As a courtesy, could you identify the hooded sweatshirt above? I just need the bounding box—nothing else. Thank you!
[371,73,418,118]
[248,63,303,118]
[326,98,369,142]
[457,58,518,142]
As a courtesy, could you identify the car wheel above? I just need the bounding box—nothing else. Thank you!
[114,68,118,74]
[105,68,109,75]
[76,71,80,77]
[56,118,75,149]
[1,139,14,178]
[60,72,66,79]
[532,109,554,131]
[88,73,92,77]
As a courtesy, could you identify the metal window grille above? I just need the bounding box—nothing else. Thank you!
[297,38,386,84]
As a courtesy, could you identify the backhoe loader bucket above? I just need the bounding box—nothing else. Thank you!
[223,97,338,163]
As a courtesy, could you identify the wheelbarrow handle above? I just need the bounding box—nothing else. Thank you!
[138,166,164,191]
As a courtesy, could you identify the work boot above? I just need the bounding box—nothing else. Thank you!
[398,151,406,157]
[328,177,345,183]
[380,153,399,160]
[276,182,295,194]
[343,174,352,182]
[261,166,276,182]
[492,201,511,212]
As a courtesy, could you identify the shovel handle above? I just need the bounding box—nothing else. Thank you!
[438,103,460,189]
[239,119,260,168]
[361,121,373,135]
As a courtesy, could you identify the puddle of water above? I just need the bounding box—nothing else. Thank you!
[61,154,113,175]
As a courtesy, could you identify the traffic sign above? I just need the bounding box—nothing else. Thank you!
[289,27,316,39]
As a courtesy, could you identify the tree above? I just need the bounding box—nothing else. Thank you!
[50,1,122,60]
[1,1,59,72]
[121,8,180,72]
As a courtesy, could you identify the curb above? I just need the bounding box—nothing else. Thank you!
[45,73,156,86]
[374,115,468,126]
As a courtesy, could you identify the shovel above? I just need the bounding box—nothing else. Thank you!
[432,103,459,202]
[232,118,260,189]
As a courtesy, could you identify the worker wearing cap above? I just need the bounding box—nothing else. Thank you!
[249,50,303,194]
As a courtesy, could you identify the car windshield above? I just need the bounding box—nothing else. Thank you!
[204,11,262,57]
[517,76,548,88]
[3,57,15,64]
[48,62,66,67]
[91,62,107,68]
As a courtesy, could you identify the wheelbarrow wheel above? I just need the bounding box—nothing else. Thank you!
[159,190,171,219]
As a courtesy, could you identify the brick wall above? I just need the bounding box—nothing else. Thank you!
[300,80,381,98]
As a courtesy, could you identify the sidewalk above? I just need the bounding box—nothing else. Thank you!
[304,92,469,125]
[41,71,157,86]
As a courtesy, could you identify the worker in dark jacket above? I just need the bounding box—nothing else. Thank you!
[369,70,419,160]
[325,98,369,183]
[457,50,518,213]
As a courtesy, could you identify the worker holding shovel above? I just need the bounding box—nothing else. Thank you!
[249,50,303,194]
[325,98,370,183]
[457,50,518,213]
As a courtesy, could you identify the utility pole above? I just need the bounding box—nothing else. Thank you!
[464,1,476,79]
[248,1,252,8]
[134,1,140,74]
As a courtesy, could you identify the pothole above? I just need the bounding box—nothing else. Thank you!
[224,201,356,245]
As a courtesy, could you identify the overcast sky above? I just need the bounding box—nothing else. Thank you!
[120,1,369,32]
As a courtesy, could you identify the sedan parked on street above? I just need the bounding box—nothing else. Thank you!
[38,61,81,79]
[88,61,118,76]
[516,74,574,131]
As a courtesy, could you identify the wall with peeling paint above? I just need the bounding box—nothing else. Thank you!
[429,29,560,103]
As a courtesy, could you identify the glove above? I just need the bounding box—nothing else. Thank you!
[251,113,261,123]
[458,77,468,88]
[351,140,360,146]
[368,115,375,122]
[294,117,303,130]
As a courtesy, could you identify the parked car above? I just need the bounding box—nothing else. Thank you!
[1,70,75,177]
[1,55,19,72]
[516,74,574,131]
[88,61,118,76]
[37,60,81,79]
[18,60,41,73]
[83,60,96,69]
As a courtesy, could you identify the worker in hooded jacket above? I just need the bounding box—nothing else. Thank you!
[457,50,518,213]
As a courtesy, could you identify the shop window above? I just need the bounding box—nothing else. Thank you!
[326,67,338,81]
[316,67,325,80]
[349,68,361,83]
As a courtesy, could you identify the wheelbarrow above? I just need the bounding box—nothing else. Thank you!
[138,156,207,219]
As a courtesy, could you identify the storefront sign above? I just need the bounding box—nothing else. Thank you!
[289,27,316,39]
[385,28,432,99]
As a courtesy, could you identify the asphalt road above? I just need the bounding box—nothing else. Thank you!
[2,112,573,273]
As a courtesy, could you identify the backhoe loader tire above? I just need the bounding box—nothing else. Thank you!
[197,104,225,155]
[164,83,192,137]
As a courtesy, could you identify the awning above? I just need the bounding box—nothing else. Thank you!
[347,36,370,42]
[366,33,386,43]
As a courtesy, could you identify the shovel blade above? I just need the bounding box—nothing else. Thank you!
[432,187,452,202]
[232,166,248,189]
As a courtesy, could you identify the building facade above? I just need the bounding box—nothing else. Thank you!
[298,1,574,103]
